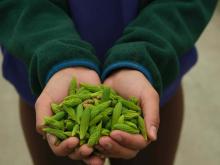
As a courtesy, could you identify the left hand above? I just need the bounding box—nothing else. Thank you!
[96,69,160,159]
[35,67,105,165]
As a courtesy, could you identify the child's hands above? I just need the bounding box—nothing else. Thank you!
[35,67,105,165]
[97,69,160,159]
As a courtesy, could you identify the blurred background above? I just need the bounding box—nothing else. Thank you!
[0,3,220,165]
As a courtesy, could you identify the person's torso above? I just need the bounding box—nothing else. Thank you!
[1,0,141,105]
[1,0,197,107]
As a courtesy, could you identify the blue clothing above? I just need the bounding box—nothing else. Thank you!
[1,0,197,107]
[68,0,139,61]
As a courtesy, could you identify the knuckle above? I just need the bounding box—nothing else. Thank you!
[156,115,160,126]
[146,112,160,129]
[157,116,160,126]
[152,117,160,128]
[52,143,71,157]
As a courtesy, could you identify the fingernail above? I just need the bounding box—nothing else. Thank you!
[47,134,56,144]
[105,143,112,149]
[150,126,158,140]
[114,134,122,142]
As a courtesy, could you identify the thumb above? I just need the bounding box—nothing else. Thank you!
[141,89,160,141]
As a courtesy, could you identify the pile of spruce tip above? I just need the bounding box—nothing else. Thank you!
[43,78,147,149]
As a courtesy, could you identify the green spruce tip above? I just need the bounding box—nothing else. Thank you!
[68,77,77,95]
[111,102,122,129]
[79,107,91,140]
[101,86,111,102]
[87,122,102,147]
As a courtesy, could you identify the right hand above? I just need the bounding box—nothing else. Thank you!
[35,67,105,165]
[96,69,160,159]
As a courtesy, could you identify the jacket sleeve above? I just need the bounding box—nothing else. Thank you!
[0,0,100,96]
[102,0,217,95]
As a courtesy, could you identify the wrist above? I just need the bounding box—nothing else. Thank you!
[57,67,97,75]
[101,61,153,86]
[105,68,150,83]
[106,68,139,79]
[48,67,99,83]
[104,68,154,92]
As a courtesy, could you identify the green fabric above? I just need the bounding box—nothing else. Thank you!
[103,0,217,95]
[0,0,217,96]
[0,0,100,95]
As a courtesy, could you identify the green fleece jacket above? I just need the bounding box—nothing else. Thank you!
[0,0,217,96]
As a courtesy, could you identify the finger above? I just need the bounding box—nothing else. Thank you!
[83,156,106,165]
[79,144,94,157]
[47,134,79,156]
[68,144,93,160]
[141,88,160,141]
[35,93,53,134]
[68,148,81,160]
[110,130,148,150]
[99,136,138,159]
